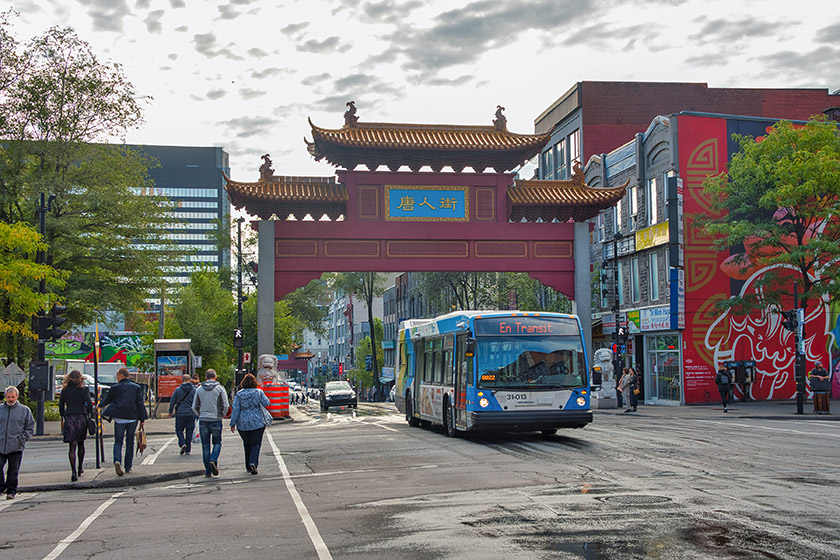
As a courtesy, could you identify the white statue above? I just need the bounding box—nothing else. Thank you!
[256,354,286,386]
[592,348,617,403]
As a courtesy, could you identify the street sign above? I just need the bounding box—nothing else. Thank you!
[0,362,26,387]
[244,352,252,364]
[193,355,202,368]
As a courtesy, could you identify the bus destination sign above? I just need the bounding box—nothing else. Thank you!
[474,316,577,336]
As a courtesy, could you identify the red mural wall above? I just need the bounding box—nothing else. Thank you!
[678,114,832,404]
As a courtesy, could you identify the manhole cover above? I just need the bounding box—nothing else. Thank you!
[598,495,672,505]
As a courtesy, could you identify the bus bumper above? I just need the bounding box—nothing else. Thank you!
[468,410,593,431]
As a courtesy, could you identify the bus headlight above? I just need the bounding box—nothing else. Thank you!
[576,396,586,406]
[479,398,489,408]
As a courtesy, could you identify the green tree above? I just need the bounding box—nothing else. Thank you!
[330,272,386,398]
[349,318,384,398]
[702,117,840,312]
[0,221,67,364]
[0,19,175,329]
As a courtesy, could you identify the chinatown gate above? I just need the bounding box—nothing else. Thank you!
[224,104,625,359]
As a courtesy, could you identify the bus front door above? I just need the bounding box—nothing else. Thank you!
[455,333,468,427]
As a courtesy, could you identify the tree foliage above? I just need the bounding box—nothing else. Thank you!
[0,222,67,350]
[0,16,176,332]
[701,117,840,312]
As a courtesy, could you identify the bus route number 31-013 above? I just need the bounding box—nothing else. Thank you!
[506,393,528,401]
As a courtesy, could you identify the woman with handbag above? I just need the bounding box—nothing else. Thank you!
[58,370,94,482]
[229,374,271,475]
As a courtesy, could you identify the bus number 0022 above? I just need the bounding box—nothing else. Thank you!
[506,394,527,401]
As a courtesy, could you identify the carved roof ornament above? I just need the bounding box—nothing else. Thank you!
[344,101,359,128]
[259,154,275,182]
[493,105,507,131]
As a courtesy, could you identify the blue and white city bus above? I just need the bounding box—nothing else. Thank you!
[395,311,594,437]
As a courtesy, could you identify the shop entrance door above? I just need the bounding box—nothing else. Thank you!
[647,334,681,403]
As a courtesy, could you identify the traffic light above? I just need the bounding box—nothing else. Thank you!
[41,304,67,341]
[233,328,244,348]
[780,310,796,332]
[616,325,628,345]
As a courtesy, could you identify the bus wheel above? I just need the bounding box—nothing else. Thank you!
[541,429,557,435]
[406,394,420,427]
[443,400,458,438]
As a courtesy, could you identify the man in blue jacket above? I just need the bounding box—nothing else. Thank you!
[100,368,146,476]
[1,386,35,499]
[169,374,197,455]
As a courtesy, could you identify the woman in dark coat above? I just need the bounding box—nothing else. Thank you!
[58,370,93,481]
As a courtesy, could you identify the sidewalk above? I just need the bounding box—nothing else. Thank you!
[594,398,838,421]
[20,412,298,493]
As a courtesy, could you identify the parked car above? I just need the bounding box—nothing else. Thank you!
[54,374,110,402]
[320,381,356,411]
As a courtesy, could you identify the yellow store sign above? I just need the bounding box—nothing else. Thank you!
[635,222,669,250]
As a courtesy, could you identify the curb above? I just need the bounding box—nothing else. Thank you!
[18,469,206,493]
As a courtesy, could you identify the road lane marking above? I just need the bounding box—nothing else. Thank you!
[267,432,333,560]
[141,436,177,465]
[42,491,124,560]
[0,493,35,511]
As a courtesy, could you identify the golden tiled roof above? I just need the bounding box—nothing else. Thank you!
[508,179,627,206]
[223,174,347,220]
[308,119,549,152]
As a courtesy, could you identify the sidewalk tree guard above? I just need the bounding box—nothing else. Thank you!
[223,103,627,362]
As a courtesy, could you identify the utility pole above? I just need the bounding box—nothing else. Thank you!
[611,231,624,400]
[235,217,245,392]
[32,193,57,435]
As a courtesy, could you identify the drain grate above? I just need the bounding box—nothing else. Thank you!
[597,495,672,505]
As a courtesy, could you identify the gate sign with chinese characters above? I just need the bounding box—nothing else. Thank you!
[385,186,468,221]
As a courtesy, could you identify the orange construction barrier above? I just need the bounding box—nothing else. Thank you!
[261,383,289,419]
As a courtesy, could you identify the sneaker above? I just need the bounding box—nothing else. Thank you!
[209,461,218,476]
[115,462,124,476]
[6,493,14,500]
[724,407,728,413]
[180,445,187,455]
[249,463,257,475]
[204,473,212,478]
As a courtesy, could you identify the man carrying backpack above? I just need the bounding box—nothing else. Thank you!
[191,370,229,477]
[169,374,197,455]
[715,365,732,413]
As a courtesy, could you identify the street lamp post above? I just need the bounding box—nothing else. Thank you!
[612,231,624,402]
[236,217,245,385]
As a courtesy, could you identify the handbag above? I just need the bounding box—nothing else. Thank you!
[633,387,641,395]
[87,415,97,436]
[262,406,273,427]
[136,425,147,456]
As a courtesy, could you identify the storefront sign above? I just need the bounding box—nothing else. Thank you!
[640,306,671,331]
[385,186,469,221]
[635,221,669,250]
[627,310,641,334]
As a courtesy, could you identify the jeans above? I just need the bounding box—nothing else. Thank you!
[199,420,223,475]
[0,451,23,495]
[718,386,730,408]
[113,421,138,472]
[238,427,265,468]
[175,416,196,453]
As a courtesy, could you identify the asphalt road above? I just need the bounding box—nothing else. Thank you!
[3,404,839,559]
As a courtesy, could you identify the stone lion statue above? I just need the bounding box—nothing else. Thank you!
[256,354,286,385]
[592,347,617,402]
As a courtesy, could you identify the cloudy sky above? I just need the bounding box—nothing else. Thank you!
[9,0,840,181]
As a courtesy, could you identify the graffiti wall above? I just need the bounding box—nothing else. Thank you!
[46,332,145,367]
[678,114,833,404]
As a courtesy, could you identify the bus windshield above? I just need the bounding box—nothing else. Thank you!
[476,335,586,389]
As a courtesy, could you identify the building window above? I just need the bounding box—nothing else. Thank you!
[648,177,659,225]
[629,185,639,231]
[600,274,609,308]
[614,200,622,234]
[650,252,659,301]
[569,129,580,167]
[556,138,567,180]
[545,148,554,180]
[596,212,605,243]
[631,257,640,303]
[618,261,625,306]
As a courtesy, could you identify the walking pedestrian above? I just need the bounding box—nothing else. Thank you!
[168,374,197,455]
[230,374,270,475]
[715,365,732,412]
[809,361,831,414]
[100,368,146,476]
[192,369,229,477]
[0,386,34,499]
[618,368,636,412]
[628,367,639,412]
[58,370,93,481]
